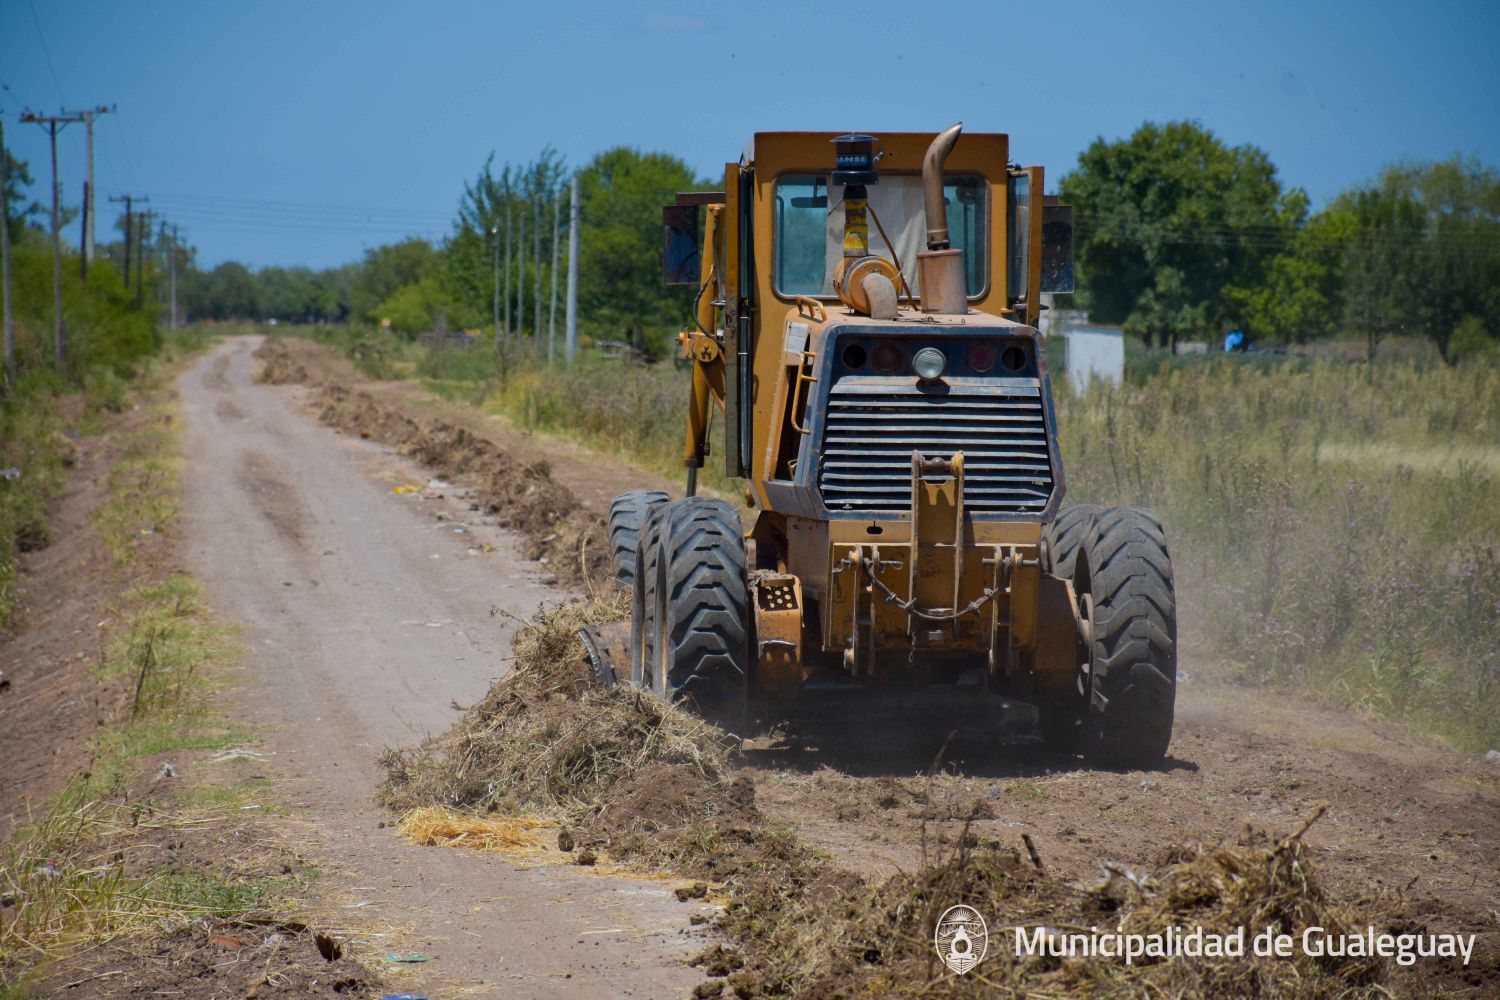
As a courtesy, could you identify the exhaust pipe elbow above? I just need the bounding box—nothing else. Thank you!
[922,122,963,249]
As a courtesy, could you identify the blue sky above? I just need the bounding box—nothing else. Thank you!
[3,0,1496,270]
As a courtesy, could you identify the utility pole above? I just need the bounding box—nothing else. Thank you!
[135,209,157,308]
[110,193,147,287]
[1,115,14,388]
[533,189,543,357]
[503,206,512,339]
[22,109,87,368]
[517,209,526,340]
[565,175,579,365]
[548,181,561,361]
[61,105,113,271]
[490,224,500,343]
[78,180,87,279]
[169,224,180,331]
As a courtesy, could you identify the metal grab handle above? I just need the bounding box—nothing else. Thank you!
[794,296,827,322]
[789,351,817,434]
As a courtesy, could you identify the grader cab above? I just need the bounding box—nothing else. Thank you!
[584,125,1177,763]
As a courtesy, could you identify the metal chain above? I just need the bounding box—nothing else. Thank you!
[860,557,1001,622]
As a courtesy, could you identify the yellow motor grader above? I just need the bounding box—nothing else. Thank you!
[583,125,1176,762]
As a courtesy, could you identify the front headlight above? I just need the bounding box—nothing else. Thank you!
[913,346,947,380]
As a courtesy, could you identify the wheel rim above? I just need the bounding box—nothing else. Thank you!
[1076,590,1096,701]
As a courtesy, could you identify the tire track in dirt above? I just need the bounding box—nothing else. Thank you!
[234,449,310,548]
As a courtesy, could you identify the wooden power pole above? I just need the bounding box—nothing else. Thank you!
[135,209,157,307]
[61,104,114,275]
[533,189,543,356]
[565,175,579,365]
[109,193,147,288]
[548,181,561,360]
[516,209,526,339]
[503,207,512,339]
[21,109,88,368]
[1,115,14,387]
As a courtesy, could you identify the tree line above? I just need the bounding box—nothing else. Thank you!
[9,120,1496,365]
[1061,121,1500,360]
[174,145,704,356]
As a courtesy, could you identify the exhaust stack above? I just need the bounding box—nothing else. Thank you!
[918,122,967,314]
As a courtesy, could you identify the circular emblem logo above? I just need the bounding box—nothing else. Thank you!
[934,904,988,974]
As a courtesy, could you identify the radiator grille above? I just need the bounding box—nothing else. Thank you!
[818,378,1054,514]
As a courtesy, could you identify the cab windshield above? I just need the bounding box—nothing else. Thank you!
[773,174,987,299]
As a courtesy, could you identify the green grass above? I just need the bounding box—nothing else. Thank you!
[175,777,274,812]
[92,424,180,565]
[0,355,288,980]
[1003,779,1047,801]
[0,376,68,628]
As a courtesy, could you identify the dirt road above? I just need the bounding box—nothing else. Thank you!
[177,338,710,998]
[178,335,1499,995]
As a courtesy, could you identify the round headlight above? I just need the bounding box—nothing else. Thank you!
[913,346,947,381]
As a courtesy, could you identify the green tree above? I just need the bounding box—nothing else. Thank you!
[1059,121,1300,349]
[188,261,258,320]
[1335,157,1500,361]
[445,149,567,341]
[351,238,436,321]
[376,273,462,335]
[576,147,707,354]
[1230,200,1355,343]
[2,146,43,243]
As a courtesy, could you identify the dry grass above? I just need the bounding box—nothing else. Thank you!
[379,595,737,816]
[378,601,1413,998]
[702,804,1397,998]
[396,807,554,854]
[1058,358,1500,751]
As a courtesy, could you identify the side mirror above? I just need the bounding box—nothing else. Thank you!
[1040,202,1074,294]
[662,205,700,285]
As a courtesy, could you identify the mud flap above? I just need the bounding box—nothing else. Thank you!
[578,621,630,690]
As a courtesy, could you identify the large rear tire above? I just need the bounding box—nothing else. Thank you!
[649,498,749,719]
[1075,506,1177,764]
[608,490,670,588]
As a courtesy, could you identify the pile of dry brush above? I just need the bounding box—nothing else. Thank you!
[377,599,1408,998]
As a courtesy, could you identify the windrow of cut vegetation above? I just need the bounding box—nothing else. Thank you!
[380,598,1420,999]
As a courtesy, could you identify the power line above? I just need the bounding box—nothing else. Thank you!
[27,0,66,106]
[146,192,450,222]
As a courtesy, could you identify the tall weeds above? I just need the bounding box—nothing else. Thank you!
[1057,358,1500,750]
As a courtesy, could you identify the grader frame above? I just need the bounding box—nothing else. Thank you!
[589,125,1178,763]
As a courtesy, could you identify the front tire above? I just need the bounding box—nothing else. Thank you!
[608,490,670,588]
[1036,505,1100,753]
[650,498,749,719]
[1075,507,1177,764]
[630,502,671,688]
